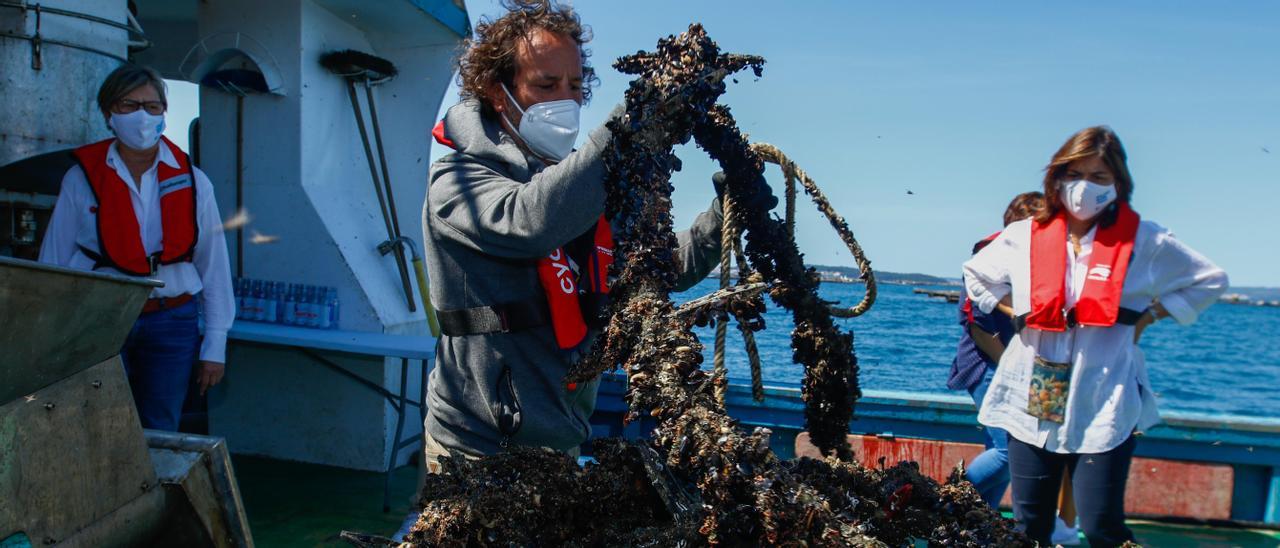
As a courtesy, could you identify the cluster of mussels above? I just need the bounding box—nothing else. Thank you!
[403,24,1031,547]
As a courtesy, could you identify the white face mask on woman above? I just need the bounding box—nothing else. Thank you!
[500,83,580,162]
[1059,179,1117,221]
[109,110,166,151]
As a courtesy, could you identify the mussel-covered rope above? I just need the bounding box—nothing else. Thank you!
[712,197,768,404]
[711,143,876,403]
[750,142,877,318]
[739,317,766,401]
[784,163,797,237]
[730,237,767,403]
[712,195,736,405]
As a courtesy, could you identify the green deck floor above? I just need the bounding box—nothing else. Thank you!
[234,456,418,547]
[233,456,1280,547]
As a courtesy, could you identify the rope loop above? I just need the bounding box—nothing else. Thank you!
[748,142,876,318]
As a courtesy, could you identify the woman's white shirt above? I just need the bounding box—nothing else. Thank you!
[963,217,1227,454]
[38,141,235,364]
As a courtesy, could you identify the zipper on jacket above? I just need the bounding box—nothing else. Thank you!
[492,364,522,448]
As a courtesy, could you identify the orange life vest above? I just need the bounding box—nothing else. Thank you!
[1026,203,1140,331]
[73,137,198,276]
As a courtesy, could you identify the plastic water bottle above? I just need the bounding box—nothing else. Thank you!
[262,281,278,323]
[233,277,243,320]
[245,279,262,321]
[274,281,287,323]
[309,286,323,328]
[297,285,313,327]
[239,277,253,320]
[257,280,271,321]
[285,282,299,325]
[297,284,312,327]
[311,286,324,328]
[318,287,333,330]
[327,287,340,330]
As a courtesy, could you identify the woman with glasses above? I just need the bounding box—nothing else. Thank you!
[39,64,234,431]
[963,126,1227,546]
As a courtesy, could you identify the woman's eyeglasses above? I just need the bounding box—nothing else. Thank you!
[113,99,166,115]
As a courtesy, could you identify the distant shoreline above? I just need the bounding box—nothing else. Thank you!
[707,266,1273,297]
[1220,293,1280,308]
[707,265,963,287]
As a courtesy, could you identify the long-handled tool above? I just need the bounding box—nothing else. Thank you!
[378,237,440,337]
[320,49,417,312]
[199,68,271,278]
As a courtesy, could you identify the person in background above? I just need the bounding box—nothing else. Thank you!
[964,126,1227,546]
[950,190,1044,507]
[39,64,234,431]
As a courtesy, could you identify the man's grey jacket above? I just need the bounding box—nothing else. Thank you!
[422,99,724,456]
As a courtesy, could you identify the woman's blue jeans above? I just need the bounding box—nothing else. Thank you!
[120,299,200,431]
[967,366,1010,508]
[1008,435,1136,547]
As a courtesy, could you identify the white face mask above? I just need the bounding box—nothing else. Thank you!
[500,83,580,162]
[109,110,166,151]
[1059,179,1117,221]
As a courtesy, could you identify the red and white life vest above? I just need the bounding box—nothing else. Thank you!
[73,137,198,276]
[1026,203,1140,331]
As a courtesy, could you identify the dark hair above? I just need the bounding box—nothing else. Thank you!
[456,0,598,111]
[97,63,167,113]
[1037,126,1134,224]
[1003,191,1045,227]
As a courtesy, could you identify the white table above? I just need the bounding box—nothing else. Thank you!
[228,321,434,511]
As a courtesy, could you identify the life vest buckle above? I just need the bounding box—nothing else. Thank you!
[147,253,162,276]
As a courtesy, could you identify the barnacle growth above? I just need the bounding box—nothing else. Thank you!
[394,24,1031,547]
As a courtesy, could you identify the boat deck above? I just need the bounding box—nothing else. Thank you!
[232,455,1280,547]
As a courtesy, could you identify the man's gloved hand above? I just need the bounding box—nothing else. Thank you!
[712,171,779,213]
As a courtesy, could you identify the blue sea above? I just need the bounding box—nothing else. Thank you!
[674,279,1280,419]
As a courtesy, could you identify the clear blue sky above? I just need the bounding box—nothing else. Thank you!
[439,1,1280,287]
[170,2,1279,287]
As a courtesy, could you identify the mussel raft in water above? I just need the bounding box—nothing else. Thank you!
[400,24,1032,548]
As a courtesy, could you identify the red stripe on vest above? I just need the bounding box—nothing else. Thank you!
[537,217,614,350]
[73,137,197,276]
[964,231,1003,323]
[432,120,456,150]
[1027,203,1140,331]
[590,218,613,294]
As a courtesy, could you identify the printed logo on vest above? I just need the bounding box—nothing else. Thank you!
[546,248,577,295]
[158,174,192,197]
[1087,265,1112,281]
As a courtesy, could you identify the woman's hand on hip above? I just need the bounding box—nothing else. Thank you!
[996,295,1015,318]
[1133,302,1169,343]
[197,360,225,395]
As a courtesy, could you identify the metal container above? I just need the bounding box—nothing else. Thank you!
[0,256,253,547]
[0,0,128,168]
[0,255,158,404]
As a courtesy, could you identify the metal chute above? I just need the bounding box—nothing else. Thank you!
[0,257,254,547]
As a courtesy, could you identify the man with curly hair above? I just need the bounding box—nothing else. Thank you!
[417,0,774,472]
